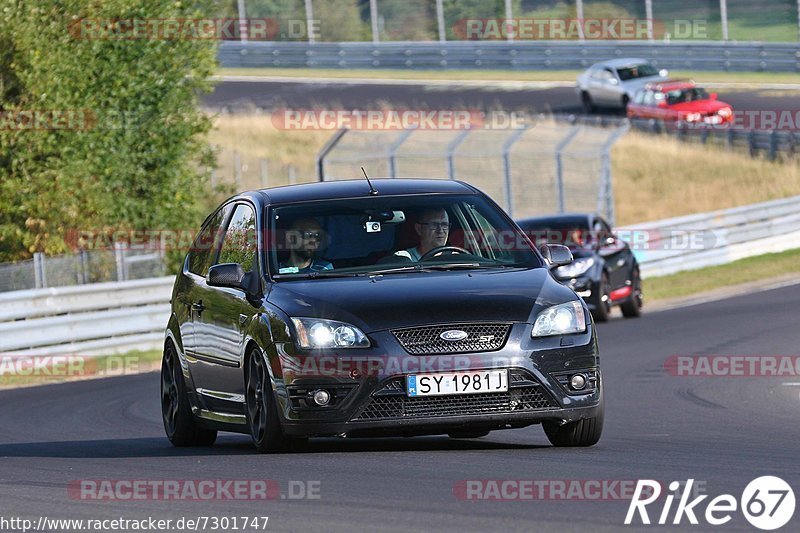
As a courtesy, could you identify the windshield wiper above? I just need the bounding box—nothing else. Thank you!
[273,271,367,280]
[368,262,514,275]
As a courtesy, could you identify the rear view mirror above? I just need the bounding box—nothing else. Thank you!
[710,92,718,100]
[207,263,245,289]
[540,244,573,267]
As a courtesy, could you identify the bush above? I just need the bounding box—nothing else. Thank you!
[0,0,218,266]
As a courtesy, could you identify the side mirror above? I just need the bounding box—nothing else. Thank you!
[657,100,668,108]
[659,68,669,77]
[540,244,573,267]
[709,92,718,100]
[608,77,619,85]
[207,263,245,289]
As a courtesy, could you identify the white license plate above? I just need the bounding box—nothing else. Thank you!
[407,370,508,397]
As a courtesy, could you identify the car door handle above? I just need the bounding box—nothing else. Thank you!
[191,301,205,313]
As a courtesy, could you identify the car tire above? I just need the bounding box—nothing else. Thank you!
[543,396,604,447]
[448,430,490,439]
[620,267,643,318]
[581,91,596,113]
[161,341,218,447]
[590,272,611,323]
[245,347,302,454]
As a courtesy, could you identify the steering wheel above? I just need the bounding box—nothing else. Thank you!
[418,246,471,261]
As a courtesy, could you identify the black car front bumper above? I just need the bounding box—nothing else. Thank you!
[275,323,602,438]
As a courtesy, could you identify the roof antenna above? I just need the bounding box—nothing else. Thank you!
[361,166,379,196]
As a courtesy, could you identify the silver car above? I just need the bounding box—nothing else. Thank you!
[576,58,668,112]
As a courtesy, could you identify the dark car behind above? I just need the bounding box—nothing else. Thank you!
[516,213,642,322]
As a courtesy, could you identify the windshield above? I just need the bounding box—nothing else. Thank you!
[665,87,710,105]
[518,220,594,250]
[617,63,659,81]
[267,194,543,279]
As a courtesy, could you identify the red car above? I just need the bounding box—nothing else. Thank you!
[627,80,733,125]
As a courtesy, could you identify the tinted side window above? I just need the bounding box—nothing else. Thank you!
[217,204,258,273]
[187,205,231,277]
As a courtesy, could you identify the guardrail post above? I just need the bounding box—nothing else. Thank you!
[719,0,729,41]
[316,128,348,181]
[768,130,778,161]
[304,0,315,44]
[388,128,417,178]
[33,252,46,289]
[445,129,472,180]
[114,242,127,282]
[236,0,247,42]
[370,0,379,43]
[598,124,629,225]
[501,126,528,217]
[748,130,756,157]
[79,250,89,285]
[435,0,446,41]
[554,126,580,214]
[727,128,734,149]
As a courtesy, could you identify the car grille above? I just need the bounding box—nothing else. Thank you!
[392,323,511,355]
[354,369,557,421]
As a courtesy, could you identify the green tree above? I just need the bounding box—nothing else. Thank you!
[0,0,217,265]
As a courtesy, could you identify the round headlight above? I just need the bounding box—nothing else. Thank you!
[309,323,333,347]
[333,326,357,347]
[313,389,331,406]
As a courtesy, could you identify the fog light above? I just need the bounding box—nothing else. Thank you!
[312,389,331,406]
[570,374,587,390]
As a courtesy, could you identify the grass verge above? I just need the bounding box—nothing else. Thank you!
[217,67,800,86]
[644,248,800,301]
[0,349,162,390]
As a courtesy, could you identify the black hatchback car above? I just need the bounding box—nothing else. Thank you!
[162,179,603,453]
[516,214,642,322]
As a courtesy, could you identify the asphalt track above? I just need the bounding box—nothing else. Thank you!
[2,283,799,532]
[203,79,797,115]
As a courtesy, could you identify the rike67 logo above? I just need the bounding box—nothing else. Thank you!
[626,477,795,530]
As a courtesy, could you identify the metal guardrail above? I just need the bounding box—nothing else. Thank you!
[218,41,800,72]
[620,195,800,277]
[0,277,174,357]
[558,114,800,161]
[1,195,798,357]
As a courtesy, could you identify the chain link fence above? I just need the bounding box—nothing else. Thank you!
[0,247,166,293]
[219,0,800,43]
[317,120,628,222]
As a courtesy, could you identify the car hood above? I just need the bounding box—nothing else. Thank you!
[267,268,576,333]
[669,100,730,114]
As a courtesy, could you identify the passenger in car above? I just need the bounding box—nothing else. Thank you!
[279,218,333,273]
[394,208,450,261]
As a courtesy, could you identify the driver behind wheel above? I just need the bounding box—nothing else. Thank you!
[394,207,450,261]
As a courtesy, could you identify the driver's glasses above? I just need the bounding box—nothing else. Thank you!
[419,222,450,231]
[299,230,321,240]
